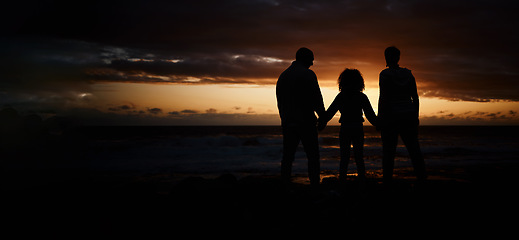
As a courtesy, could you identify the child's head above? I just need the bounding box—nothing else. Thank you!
[338,68,365,92]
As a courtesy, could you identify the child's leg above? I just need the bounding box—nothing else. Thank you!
[339,127,352,182]
[352,126,366,181]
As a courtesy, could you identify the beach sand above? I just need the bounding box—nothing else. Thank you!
[3,164,518,237]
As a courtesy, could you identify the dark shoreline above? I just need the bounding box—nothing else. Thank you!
[4,165,519,236]
[2,125,518,236]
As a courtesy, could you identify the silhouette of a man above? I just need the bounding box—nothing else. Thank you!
[276,47,325,185]
[378,46,426,186]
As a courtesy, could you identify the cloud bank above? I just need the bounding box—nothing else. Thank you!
[2,0,518,124]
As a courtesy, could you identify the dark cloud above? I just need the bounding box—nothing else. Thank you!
[0,37,102,113]
[180,109,199,114]
[54,107,280,126]
[206,108,218,114]
[88,54,282,84]
[421,110,519,125]
[108,104,136,112]
[2,0,518,111]
[147,107,163,115]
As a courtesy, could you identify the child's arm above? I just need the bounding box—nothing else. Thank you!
[324,93,341,122]
[361,93,377,126]
[310,71,326,120]
[317,93,341,130]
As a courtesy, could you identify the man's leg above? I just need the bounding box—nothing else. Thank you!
[281,126,300,182]
[300,126,320,185]
[400,125,427,182]
[381,127,398,186]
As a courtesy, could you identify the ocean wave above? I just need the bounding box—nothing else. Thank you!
[83,126,519,179]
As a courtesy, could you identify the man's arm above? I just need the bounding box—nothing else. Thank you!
[310,71,325,118]
[276,76,288,123]
[377,72,386,118]
[409,73,419,118]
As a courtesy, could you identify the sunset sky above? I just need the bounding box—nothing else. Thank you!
[2,0,518,125]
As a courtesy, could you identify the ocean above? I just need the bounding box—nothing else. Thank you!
[78,125,519,184]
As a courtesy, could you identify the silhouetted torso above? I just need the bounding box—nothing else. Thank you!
[326,91,377,125]
[276,61,325,126]
[378,67,419,123]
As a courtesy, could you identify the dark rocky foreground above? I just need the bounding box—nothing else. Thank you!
[4,168,519,237]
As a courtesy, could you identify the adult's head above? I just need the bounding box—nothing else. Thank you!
[384,46,400,68]
[296,47,314,68]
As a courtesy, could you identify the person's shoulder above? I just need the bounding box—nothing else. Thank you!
[400,67,413,74]
[291,62,316,75]
[405,68,415,78]
[278,63,296,78]
[397,67,414,80]
[379,68,393,79]
[380,68,391,74]
[380,67,413,77]
[302,68,317,82]
[306,68,317,76]
[357,92,369,100]
[277,68,289,81]
[380,68,390,73]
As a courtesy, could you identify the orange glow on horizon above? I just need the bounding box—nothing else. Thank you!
[89,81,519,126]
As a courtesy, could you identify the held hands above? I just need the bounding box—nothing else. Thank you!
[317,118,328,131]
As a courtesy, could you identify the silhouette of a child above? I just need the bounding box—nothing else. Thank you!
[318,69,377,185]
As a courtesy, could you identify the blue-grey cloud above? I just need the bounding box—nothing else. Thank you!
[2,0,518,109]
